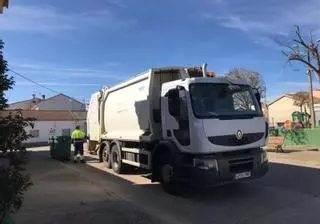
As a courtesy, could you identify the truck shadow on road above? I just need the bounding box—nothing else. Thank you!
[29,150,320,199]
[67,157,320,224]
[26,149,320,224]
[29,150,320,197]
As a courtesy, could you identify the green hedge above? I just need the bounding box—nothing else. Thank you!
[278,128,320,147]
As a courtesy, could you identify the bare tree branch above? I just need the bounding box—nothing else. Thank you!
[225,68,265,91]
[289,57,318,73]
[294,26,313,52]
[314,47,320,74]
[278,25,320,80]
[224,68,266,107]
[292,92,310,113]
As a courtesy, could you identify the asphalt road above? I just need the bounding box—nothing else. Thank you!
[15,148,320,224]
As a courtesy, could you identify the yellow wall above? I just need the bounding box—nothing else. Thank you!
[313,90,320,98]
[268,96,302,127]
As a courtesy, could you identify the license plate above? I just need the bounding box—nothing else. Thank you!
[234,171,251,180]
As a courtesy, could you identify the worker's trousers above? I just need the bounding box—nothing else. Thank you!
[73,142,84,161]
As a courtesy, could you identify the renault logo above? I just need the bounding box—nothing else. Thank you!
[235,130,243,140]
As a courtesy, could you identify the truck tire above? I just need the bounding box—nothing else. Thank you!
[159,154,179,194]
[102,143,112,169]
[111,144,124,174]
[88,140,97,155]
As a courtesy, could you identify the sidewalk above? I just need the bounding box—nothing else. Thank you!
[268,151,320,169]
[14,150,163,224]
[265,145,319,153]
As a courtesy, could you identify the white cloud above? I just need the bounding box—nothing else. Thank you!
[217,16,271,33]
[0,5,136,33]
[15,64,43,70]
[107,0,127,8]
[9,63,126,80]
[282,82,309,87]
[206,0,225,4]
[101,62,122,67]
[15,82,102,87]
[281,81,320,88]
[204,0,320,37]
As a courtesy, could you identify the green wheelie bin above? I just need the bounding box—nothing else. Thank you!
[50,136,71,161]
[268,128,279,136]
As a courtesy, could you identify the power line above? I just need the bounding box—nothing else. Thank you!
[8,67,89,105]
[8,68,61,95]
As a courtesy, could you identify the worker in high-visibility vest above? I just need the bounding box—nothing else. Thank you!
[71,126,86,163]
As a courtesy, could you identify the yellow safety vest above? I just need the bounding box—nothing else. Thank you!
[71,129,85,140]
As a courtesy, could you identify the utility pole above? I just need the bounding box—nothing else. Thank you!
[307,51,316,128]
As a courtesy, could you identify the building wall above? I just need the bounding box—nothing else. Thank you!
[8,99,40,110]
[8,101,30,110]
[314,104,320,127]
[36,94,85,111]
[25,120,86,143]
[313,90,320,99]
[268,96,302,127]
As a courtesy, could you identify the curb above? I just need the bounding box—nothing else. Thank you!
[265,147,319,153]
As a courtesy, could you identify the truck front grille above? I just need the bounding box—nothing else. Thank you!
[208,132,264,146]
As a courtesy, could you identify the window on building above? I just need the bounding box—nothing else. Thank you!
[29,130,39,138]
[62,129,71,136]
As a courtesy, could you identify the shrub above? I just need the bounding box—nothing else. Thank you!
[0,39,34,223]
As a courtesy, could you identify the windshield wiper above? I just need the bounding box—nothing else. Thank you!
[216,114,259,120]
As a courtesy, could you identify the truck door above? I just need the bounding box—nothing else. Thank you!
[162,88,191,146]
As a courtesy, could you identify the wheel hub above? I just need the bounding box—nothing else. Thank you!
[103,148,109,162]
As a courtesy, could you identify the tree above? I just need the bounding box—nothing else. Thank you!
[281,26,320,81]
[280,25,318,128]
[0,0,9,14]
[0,39,34,223]
[224,68,267,117]
[224,68,266,100]
[292,92,309,113]
[0,40,14,109]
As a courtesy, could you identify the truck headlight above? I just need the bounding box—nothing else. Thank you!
[260,149,268,164]
[193,158,218,170]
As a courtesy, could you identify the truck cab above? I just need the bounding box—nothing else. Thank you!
[155,77,268,189]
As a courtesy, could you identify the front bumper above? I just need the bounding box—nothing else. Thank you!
[175,148,268,187]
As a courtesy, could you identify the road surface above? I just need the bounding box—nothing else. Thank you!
[15,147,320,224]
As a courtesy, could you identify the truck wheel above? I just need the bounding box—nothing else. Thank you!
[111,144,124,174]
[159,155,179,194]
[102,143,112,169]
[88,140,97,155]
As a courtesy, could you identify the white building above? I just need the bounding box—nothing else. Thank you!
[5,93,87,146]
[314,104,320,127]
[267,91,320,127]
[8,93,86,111]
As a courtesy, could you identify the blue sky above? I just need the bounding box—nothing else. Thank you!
[1,0,320,103]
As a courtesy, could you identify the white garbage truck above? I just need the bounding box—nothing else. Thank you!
[87,65,268,192]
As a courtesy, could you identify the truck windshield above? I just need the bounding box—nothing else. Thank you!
[189,83,262,119]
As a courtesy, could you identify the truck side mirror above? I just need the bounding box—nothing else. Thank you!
[255,92,261,102]
[168,90,180,117]
[252,88,261,101]
[253,90,262,111]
